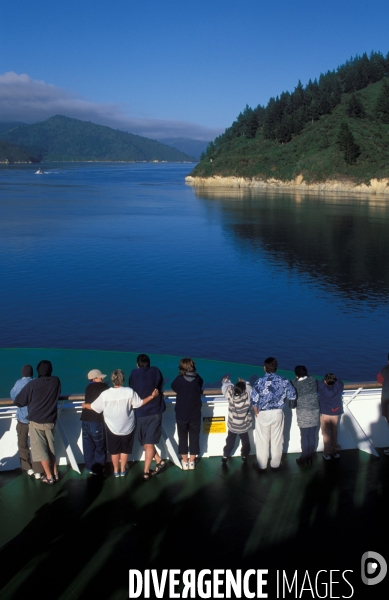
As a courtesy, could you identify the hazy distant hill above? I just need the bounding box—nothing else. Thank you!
[159,138,208,160]
[0,115,194,162]
[0,122,27,134]
[191,51,389,184]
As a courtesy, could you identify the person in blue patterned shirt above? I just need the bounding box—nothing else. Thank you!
[250,357,296,470]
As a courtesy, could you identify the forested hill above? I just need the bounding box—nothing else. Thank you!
[0,116,195,162]
[0,139,40,164]
[190,52,389,184]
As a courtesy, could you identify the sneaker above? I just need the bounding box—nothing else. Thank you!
[181,461,189,470]
[383,448,389,456]
[221,456,228,463]
[27,469,34,476]
[34,473,43,480]
[322,453,332,460]
[332,452,340,459]
[114,472,120,478]
[120,469,128,477]
[241,455,247,462]
[188,461,195,470]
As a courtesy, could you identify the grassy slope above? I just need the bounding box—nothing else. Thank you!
[1,115,193,162]
[191,81,389,184]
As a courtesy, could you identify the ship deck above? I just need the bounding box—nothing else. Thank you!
[0,449,388,599]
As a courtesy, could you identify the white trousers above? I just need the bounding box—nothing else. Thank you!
[255,409,284,469]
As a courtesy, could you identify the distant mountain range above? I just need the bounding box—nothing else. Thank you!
[159,138,209,160]
[0,122,26,135]
[0,115,197,163]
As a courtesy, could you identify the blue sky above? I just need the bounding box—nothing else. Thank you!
[1,0,388,140]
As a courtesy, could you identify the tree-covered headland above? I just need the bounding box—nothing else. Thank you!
[191,52,389,185]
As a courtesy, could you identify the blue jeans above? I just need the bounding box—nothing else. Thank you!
[223,430,251,457]
[82,421,107,473]
[300,425,318,460]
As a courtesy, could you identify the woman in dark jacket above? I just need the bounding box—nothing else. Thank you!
[171,358,203,470]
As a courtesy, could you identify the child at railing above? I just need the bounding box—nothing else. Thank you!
[220,376,253,463]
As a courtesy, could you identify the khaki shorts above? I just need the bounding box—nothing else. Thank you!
[29,422,56,462]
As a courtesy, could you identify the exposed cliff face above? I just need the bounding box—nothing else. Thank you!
[185,175,389,195]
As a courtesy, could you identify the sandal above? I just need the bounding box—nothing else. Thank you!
[54,473,59,481]
[143,470,154,480]
[41,476,55,485]
[152,459,167,476]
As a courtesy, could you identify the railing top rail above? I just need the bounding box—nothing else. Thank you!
[0,381,382,406]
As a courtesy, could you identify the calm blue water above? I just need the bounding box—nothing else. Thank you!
[1,162,388,381]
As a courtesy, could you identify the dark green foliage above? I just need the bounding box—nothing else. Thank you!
[202,51,389,156]
[346,93,366,118]
[0,115,194,162]
[0,139,41,163]
[337,123,361,164]
[375,79,389,123]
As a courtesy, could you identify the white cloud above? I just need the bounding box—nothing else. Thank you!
[0,72,222,141]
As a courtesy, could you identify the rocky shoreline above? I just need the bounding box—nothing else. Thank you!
[185,174,389,195]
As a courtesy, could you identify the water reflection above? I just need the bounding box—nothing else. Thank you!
[193,187,389,306]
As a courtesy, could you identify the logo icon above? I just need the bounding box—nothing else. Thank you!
[361,551,387,585]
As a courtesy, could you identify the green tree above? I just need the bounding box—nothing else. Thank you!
[337,122,360,164]
[375,79,389,123]
[369,51,386,82]
[346,93,366,118]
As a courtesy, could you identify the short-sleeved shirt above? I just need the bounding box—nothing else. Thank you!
[81,381,109,422]
[250,372,296,411]
[92,386,143,435]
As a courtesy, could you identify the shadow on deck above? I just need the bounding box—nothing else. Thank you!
[0,450,388,599]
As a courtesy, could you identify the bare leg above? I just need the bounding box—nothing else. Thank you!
[189,454,196,462]
[120,453,129,472]
[143,444,156,473]
[41,459,52,479]
[111,454,120,473]
[49,449,57,478]
[154,449,162,464]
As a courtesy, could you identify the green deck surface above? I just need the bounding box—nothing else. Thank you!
[0,451,388,599]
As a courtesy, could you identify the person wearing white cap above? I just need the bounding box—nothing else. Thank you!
[80,369,109,474]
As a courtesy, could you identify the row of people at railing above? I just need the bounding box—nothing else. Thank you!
[10,353,389,483]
